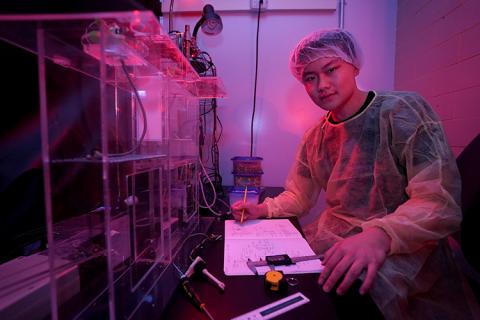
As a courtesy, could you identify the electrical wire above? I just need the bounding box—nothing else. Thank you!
[198,158,231,216]
[109,60,148,157]
[188,234,222,261]
[189,42,226,215]
[191,51,216,77]
[169,0,175,33]
[250,0,263,157]
[196,59,223,197]
[175,232,208,260]
[198,159,217,208]
[79,23,147,158]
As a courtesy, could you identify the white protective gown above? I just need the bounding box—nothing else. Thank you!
[264,91,479,319]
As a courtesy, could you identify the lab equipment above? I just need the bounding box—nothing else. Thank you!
[247,254,323,275]
[232,156,264,188]
[264,270,287,292]
[231,156,264,173]
[0,10,225,319]
[231,292,310,320]
[233,173,263,187]
[186,256,225,291]
[177,256,221,319]
[228,186,260,207]
[180,277,215,320]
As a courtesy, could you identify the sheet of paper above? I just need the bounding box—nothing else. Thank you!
[224,219,323,276]
[225,219,303,240]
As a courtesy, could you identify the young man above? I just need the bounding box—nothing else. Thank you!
[231,29,479,319]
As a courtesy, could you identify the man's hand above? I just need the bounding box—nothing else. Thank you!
[231,201,268,221]
[318,227,391,295]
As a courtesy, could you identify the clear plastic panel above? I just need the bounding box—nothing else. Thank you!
[169,94,200,159]
[169,161,199,255]
[0,10,223,320]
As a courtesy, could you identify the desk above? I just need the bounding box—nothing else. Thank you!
[161,217,337,320]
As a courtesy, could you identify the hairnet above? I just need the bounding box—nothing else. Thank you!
[289,29,363,82]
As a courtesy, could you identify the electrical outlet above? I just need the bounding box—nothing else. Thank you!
[250,0,268,11]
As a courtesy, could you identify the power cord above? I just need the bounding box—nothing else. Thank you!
[195,52,224,197]
[250,0,263,157]
[109,60,148,157]
[198,158,231,216]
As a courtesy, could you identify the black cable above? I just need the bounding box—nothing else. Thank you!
[169,0,175,33]
[109,60,148,157]
[202,98,222,192]
[215,113,223,144]
[196,58,222,193]
[200,105,214,116]
[212,99,217,160]
[250,0,263,157]
[192,46,224,204]
[213,99,223,191]
[191,51,216,77]
[188,233,222,261]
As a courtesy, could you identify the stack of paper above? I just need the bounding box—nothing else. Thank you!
[224,219,323,276]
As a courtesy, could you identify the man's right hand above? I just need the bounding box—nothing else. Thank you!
[230,201,268,221]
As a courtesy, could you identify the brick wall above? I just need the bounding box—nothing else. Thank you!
[395,0,480,156]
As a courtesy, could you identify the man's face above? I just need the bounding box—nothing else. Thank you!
[301,57,359,114]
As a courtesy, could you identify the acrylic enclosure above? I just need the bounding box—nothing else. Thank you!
[0,10,225,319]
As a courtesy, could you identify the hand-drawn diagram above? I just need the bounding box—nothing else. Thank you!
[224,220,323,275]
[225,219,302,239]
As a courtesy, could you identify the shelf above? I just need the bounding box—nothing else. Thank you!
[51,153,167,164]
[195,77,227,98]
[0,11,227,98]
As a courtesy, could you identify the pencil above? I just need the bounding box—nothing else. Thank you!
[240,185,248,223]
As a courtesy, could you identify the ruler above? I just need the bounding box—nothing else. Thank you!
[231,292,310,320]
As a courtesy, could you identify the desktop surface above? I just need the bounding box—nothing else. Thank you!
[161,217,337,320]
